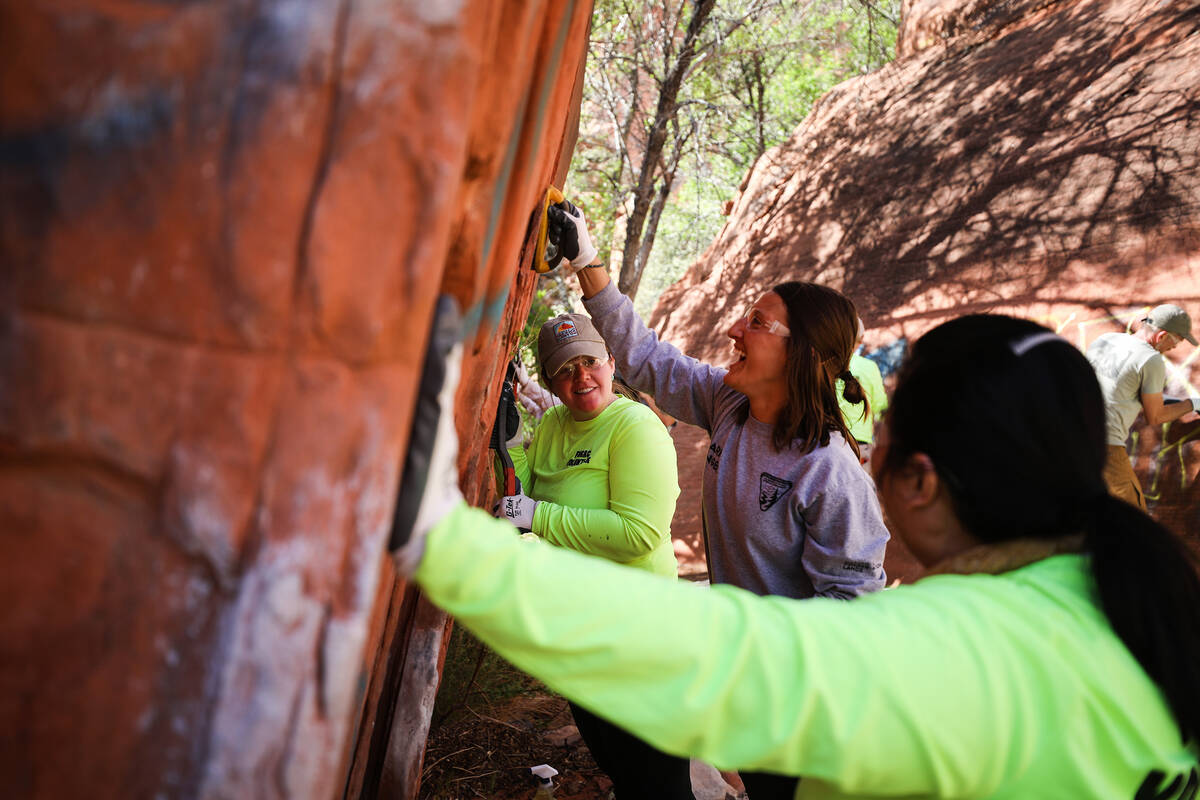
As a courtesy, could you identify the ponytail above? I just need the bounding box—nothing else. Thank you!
[1084,493,1200,742]
[839,370,869,414]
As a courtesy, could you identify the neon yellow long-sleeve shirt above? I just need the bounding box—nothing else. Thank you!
[418,504,1198,799]
[511,397,680,577]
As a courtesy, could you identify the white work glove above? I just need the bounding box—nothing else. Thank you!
[394,297,464,576]
[547,202,598,269]
[494,492,538,530]
[1192,397,1200,413]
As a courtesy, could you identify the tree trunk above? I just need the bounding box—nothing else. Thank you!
[617,0,717,299]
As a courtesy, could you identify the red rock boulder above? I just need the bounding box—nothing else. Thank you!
[0,1,591,797]
[650,0,1200,545]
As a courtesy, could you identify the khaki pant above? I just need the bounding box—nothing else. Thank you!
[1103,445,1146,510]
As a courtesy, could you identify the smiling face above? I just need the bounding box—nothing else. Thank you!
[549,355,617,421]
[724,291,791,414]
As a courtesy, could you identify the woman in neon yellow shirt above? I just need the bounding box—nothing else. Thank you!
[493,311,689,799]
[401,313,1200,798]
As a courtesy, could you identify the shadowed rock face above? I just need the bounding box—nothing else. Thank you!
[649,0,1199,541]
[0,1,589,797]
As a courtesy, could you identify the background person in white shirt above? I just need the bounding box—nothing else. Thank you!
[1085,303,1199,509]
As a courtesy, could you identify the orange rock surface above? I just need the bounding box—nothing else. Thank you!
[5,0,1199,796]
[0,1,591,797]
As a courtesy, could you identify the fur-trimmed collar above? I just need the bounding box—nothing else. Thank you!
[922,534,1085,578]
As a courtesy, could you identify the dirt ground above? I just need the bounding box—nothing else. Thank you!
[420,423,925,800]
[420,626,613,800]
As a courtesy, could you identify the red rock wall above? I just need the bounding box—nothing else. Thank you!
[0,2,592,798]
[650,0,1199,542]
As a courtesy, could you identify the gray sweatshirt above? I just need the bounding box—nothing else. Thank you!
[584,283,888,599]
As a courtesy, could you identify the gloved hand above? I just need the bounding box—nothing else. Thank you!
[494,491,537,530]
[1191,397,1200,413]
[393,295,464,576]
[546,201,598,269]
[395,342,464,575]
[490,367,523,451]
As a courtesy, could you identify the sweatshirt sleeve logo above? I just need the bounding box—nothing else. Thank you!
[759,472,793,511]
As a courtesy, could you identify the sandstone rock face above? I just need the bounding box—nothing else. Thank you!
[650,0,1199,541]
[0,2,589,798]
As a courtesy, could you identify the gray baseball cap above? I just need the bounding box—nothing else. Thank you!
[537,313,608,379]
[1142,304,1197,345]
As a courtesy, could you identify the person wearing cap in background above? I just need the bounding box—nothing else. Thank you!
[837,318,889,465]
[1086,303,1200,509]
[492,312,692,800]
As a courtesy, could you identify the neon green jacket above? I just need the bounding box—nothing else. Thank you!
[418,504,1198,799]
[511,397,680,578]
[837,354,888,444]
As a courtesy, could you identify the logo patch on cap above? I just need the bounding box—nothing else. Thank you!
[554,320,579,343]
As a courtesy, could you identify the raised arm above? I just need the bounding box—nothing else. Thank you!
[417,504,1056,796]
[583,282,729,431]
[553,204,729,430]
[577,261,611,299]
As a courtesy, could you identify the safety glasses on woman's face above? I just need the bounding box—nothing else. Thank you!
[552,356,606,381]
[742,308,790,337]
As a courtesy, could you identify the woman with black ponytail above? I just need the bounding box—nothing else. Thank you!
[401,311,1200,798]
[874,314,1200,759]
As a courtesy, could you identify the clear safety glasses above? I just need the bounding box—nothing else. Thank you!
[552,356,606,381]
[742,308,791,337]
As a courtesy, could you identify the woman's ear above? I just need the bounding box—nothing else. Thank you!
[897,453,942,510]
[883,452,974,567]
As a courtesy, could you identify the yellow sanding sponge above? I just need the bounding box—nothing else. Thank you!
[533,186,566,273]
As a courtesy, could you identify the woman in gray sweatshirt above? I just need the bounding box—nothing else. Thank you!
[577,267,890,601]
[556,202,891,800]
